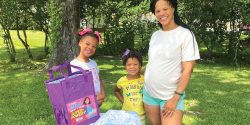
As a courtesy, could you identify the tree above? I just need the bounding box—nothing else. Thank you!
[179,0,249,64]
[82,0,156,55]
[29,0,50,55]
[14,0,34,59]
[47,0,80,68]
[0,0,16,62]
[79,0,102,29]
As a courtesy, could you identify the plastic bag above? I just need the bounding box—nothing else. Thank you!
[91,110,142,125]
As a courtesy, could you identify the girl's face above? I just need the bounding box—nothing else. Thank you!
[85,98,90,104]
[155,0,175,29]
[125,58,141,77]
[79,36,98,58]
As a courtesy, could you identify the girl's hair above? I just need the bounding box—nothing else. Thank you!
[121,50,143,66]
[78,32,99,43]
[83,97,91,105]
[150,0,189,29]
[77,28,102,44]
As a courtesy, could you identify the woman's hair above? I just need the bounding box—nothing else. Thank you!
[121,50,143,66]
[150,0,197,57]
[150,0,189,29]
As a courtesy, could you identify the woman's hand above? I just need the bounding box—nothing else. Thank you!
[162,95,180,118]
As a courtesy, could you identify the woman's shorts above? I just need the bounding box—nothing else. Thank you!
[143,88,185,111]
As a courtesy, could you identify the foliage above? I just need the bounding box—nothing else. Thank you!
[80,0,158,56]
[47,0,80,68]
[79,0,102,29]
[0,0,16,62]
[179,0,250,65]
[1,0,249,64]
[0,0,50,61]
[0,30,45,61]
[28,0,50,54]
[48,0,63,51]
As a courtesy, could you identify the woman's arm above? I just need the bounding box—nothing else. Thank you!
[175,60,196,97]
[162,60,196,117]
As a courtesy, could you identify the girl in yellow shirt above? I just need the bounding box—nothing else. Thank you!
[114,49,145,124]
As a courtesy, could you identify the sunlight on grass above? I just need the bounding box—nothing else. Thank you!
[185,99,200,110]
[101,92,122,112]
[186,63,250,124]
[32,121,48,125]
[9,30,45,48]
[0,30,46,61]
[109,70,125,74]
[183,115,200,125]
[213,90,227,96]
[98,64,116,69]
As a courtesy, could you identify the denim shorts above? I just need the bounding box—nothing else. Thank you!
[143,88,185,111]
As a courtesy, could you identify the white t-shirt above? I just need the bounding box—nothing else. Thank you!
[144,26,200,100]
[70,59,101,94]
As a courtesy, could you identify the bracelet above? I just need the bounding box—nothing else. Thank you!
[174,91,183,96]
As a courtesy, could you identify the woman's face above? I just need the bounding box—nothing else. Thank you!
[154,0,175,28]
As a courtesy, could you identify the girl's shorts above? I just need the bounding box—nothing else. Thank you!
[143,88,185,111]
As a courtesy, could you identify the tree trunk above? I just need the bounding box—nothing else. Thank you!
[47,0,80,68]
[92,9,95,29]
[2,28,16,62]
[16,29,33,59]
[44,30,49,55]
[227,21,236,62]
[15,16,33,59]
[7,30,16,54]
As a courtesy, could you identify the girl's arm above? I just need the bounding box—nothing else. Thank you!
[113,86,124,103]
[96,76,105,106]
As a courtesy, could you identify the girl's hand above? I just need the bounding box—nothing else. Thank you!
[96,93,105,106]
[96,93,105,101]
[162,95,180,118]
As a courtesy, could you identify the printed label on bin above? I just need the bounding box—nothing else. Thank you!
[66,95,98,125]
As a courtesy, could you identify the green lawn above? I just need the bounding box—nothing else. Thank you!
[0,30,249,125]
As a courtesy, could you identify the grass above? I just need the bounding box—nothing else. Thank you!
[0,30,250,125]
[0,30,46,60]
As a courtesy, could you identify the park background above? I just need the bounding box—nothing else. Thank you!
[0,0,249,125]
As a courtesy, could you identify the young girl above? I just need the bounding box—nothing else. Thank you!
[70,28,105,107]
[113,49,145,124]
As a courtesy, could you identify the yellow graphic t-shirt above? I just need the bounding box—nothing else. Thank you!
[117,75,145,115]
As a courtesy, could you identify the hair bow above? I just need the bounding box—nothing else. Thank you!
[78,28,102,44]
[94,31,102,44]
[78,28,93,36]
[122,49,130,58]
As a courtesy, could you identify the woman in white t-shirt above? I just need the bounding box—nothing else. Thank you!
[143,0,200,124]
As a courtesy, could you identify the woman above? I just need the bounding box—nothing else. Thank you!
[143,0,200,124]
